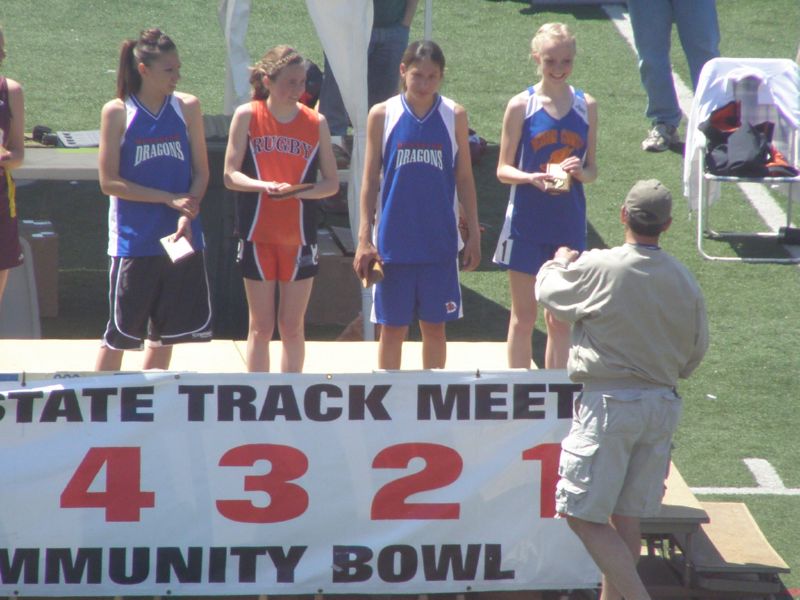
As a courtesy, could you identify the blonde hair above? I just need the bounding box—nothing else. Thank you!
[530,23,576,75]
[250,45,304,100]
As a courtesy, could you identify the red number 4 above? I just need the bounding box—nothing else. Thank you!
[60,447,155,522]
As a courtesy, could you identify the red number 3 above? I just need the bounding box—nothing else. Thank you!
[216,444,309,523]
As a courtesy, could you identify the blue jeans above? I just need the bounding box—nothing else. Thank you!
[318,23,410,136]
[627,0,720,127]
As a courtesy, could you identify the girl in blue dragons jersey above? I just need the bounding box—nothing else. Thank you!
[354,40,481,370]
[493,23,598,369]
[95,28,212,371]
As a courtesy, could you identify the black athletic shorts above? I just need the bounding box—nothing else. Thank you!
[0,211,23,271]
[100,252,213,350]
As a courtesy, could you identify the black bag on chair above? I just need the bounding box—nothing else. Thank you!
[700,101,772,177]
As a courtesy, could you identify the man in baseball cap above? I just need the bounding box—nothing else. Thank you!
[623,178,673,234]
[535,179,708,600]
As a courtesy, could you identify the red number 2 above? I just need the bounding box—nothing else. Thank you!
[60,447,155,522]
[522,443,561,518]
[371,443,462,520]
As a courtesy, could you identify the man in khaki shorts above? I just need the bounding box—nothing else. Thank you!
[535,179,709,600]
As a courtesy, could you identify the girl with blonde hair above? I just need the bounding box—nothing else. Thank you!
[493,22,598,369]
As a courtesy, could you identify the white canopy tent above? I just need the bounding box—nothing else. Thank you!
[218,0,254,113]
[305,0,372,255]
[218,1,432,339]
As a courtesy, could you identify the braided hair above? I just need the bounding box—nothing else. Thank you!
[249,45,304,100]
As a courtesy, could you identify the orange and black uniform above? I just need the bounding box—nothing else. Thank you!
[236,100,321,281]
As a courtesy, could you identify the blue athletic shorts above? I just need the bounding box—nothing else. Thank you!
[371,260,462,326]
[493,236,585,276]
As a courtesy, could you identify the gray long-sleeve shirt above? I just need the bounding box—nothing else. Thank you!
[536,243,709,389]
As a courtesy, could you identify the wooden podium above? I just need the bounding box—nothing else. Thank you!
[640,464,790,598]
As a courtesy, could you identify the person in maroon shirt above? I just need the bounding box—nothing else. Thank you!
[0,25,25,309]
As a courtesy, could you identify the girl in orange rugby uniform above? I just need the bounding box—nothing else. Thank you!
[224,45,338,372]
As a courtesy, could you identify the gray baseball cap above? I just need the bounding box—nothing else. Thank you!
[624,179,672,226]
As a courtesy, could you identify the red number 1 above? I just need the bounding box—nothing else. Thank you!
[522,443,561,518]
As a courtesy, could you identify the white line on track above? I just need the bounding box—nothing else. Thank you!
[744,457,787,488]
[690,487,800,496]
[690,458,800,496]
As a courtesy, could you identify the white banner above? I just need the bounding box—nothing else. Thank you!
[0,370,599,596]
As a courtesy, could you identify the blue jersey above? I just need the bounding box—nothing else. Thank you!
[376,93,459,264]
[499,86,589,247]
[108,94,203,257]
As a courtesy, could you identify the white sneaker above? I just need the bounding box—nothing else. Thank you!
[642,123,679,152]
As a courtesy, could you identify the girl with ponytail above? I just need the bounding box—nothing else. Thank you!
[95,28,212,371]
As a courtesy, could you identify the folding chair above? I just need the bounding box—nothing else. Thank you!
[684,57,800,262]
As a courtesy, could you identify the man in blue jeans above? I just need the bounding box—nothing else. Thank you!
[319,0,419,137]
[628,0,720,152]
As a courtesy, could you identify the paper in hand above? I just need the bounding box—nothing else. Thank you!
[160,234,195,263]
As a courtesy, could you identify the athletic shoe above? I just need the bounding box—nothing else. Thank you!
[641,123,679,152]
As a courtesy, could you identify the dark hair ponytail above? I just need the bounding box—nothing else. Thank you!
[116,27,177,99]
[116,39,139,99]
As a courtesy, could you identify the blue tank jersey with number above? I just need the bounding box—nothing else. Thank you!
[498,85,589,247]
[108,94,203,257]
[376,93,459,264]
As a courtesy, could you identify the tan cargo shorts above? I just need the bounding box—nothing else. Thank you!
[555,387,682,523]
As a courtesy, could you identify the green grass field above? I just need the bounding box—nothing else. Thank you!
[2,0,800,594]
